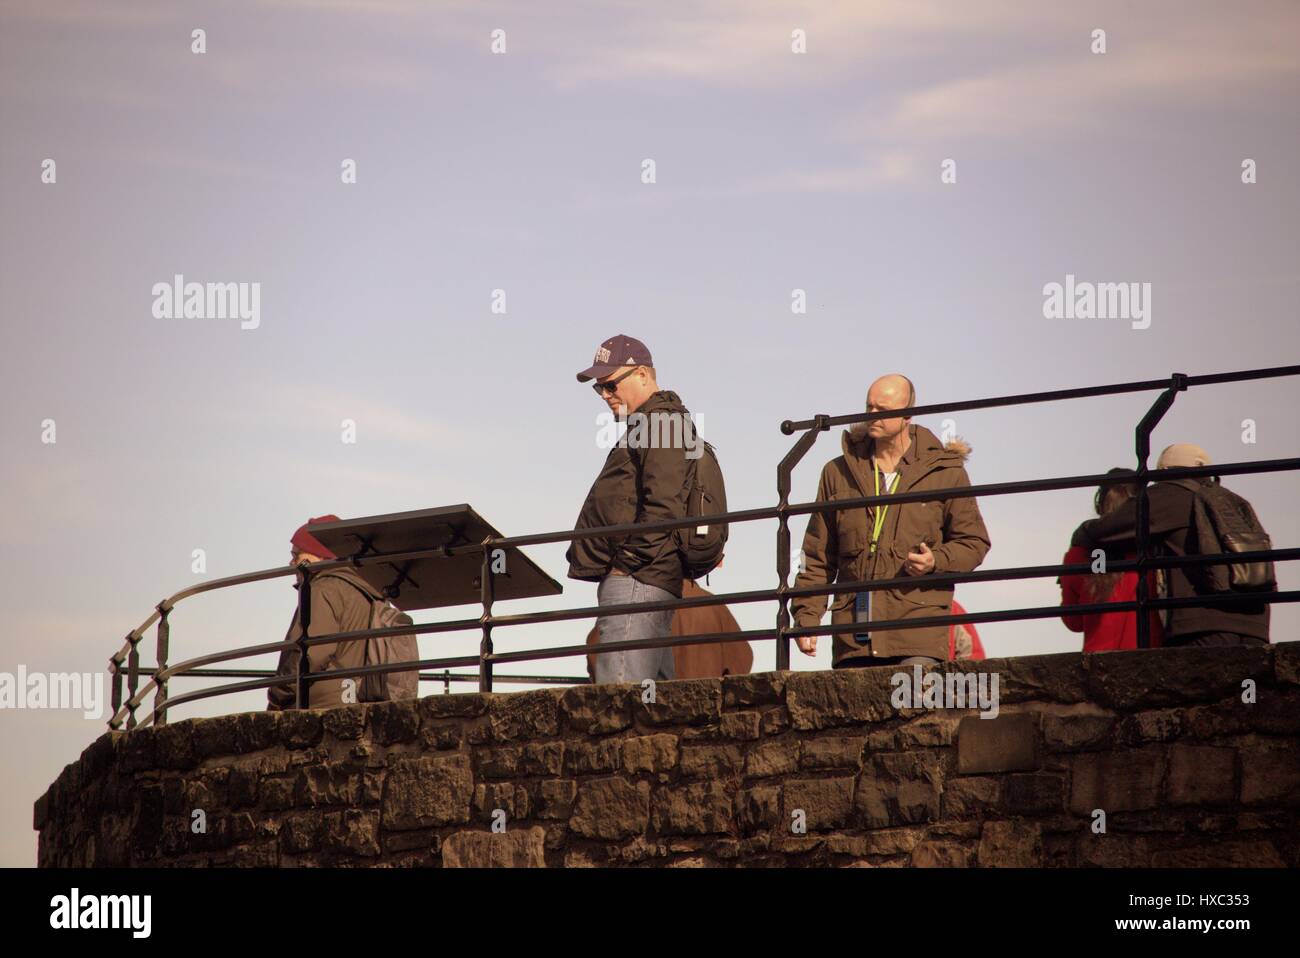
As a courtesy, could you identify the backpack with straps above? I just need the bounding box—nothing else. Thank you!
[676,440,729,580]
[628,436,729,582]
[321,572,420,702]
[1187,481,1276,593]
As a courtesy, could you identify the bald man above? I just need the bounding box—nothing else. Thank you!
[791,374,991,668]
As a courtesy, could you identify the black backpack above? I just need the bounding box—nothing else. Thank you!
[1187,481,1276,593]
[675,440,729,580]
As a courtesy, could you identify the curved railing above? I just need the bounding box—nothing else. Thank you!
[107,364,1300,730]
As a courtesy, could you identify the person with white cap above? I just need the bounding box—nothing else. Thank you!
[1070,444,1271,647]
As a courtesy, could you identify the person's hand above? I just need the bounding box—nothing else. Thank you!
[796,634,817,656]
[905,542,935,576]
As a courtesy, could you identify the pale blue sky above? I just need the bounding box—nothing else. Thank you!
[2,0,1297,866]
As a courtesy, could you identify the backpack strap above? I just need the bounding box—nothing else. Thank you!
[313,570,388,615]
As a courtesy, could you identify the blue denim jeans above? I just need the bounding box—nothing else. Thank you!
[594,574,676,684]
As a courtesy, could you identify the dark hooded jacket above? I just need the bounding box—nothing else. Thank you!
[791,423,991,665]
[567,390,694,598]
[1071,477,1270,643]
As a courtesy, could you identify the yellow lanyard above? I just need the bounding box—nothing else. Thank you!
[870,459,900,555]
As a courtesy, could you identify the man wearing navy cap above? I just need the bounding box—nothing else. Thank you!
[569,335,695,684]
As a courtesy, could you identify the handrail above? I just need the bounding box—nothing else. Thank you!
[106,365,1300,729]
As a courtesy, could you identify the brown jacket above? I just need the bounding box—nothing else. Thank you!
[267,568,379,710]
[586,579,752,679]
[791,424,991,665]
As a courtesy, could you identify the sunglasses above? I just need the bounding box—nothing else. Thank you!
[592,365,640,395]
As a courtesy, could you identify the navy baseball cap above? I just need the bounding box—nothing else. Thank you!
[575,334,654,382]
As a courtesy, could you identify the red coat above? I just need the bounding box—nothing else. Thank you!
[948,599,985,660]
[1058,545,1163,651]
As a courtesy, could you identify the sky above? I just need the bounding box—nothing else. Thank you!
[1,0,1297,867]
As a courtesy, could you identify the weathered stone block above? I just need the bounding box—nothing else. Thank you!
[322,809,380,857]
[565,739,622,775]
[537,779,577,820]
[800,735,865,770]
[786,670,894,729]
[911,841,974,867]
[941,775,1001,819]
[958,713,1038,774]
[735,786,780,833]
[420,693,488,720]
[723,672,785,708]
[1166,745,1235,806]
[746,737,799,778]
[560,684,633,735]
[321,704,367,741]
[488,689,560,741]
[640,679,722,726]
[369,700,420,745]
[1152,840,1285,868]
[1088,646,1272,710]
[680,743,744,779]
[381,755,473,830]
[652,781,733,836]
[569,778,649,840]
[759,708,789,736]
[1003,773,1065,815]
[622,734,678,774]
[1241,745,1300,805]
[1068,747,1166,815]
[720,711,761,741]
[442,827,546,867]
[277,710,323,750]
[784,777,854,831]
[896,714,961,748]
[1115,708,1183,746]
[978,820,1042,866]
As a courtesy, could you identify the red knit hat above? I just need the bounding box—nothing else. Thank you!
[291,515,340,559]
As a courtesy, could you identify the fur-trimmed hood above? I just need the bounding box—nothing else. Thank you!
[843,422,973,464]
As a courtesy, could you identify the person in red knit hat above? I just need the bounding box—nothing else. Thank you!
[268,515,395,710]
[1058,470,1162,652]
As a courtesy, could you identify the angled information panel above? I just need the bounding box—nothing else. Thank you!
[306,504,563,612]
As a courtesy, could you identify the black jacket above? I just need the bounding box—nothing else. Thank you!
[567,390,693,598]
[1071,478,1270,643]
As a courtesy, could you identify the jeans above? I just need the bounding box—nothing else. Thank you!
[594,574,676,684]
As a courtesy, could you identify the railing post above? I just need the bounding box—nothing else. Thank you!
[479,537,495,693]
[1134,373,1188,649]
[109,651,124,730]
[125,630,141,729]
[776,415,829,670]
[295,563,313,709]
[153,601,172,726]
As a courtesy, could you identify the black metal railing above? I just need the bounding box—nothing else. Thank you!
[107,364,1300,730]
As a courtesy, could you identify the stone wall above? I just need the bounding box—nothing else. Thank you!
[35,644,1300,867]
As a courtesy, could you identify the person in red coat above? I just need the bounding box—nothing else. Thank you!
[948,598,985,660]
[1059,469,1162,651]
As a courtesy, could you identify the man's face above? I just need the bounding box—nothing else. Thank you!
[595,365,649,417]
[289,548,322,571]
[865,381,911,442]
